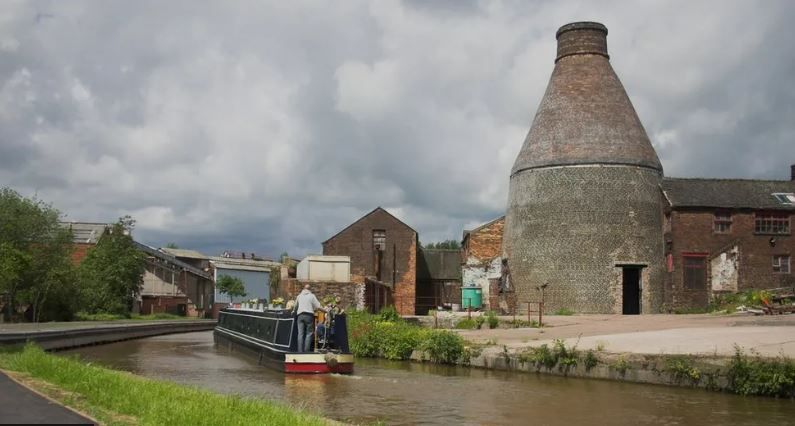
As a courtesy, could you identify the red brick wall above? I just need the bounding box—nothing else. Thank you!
[322,208,418,315]
[667,208,794,310]
[70,243,93,264]
[463,217,504,261]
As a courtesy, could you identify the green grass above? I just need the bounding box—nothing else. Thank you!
[553,308,575,316]
[0,345,329,426]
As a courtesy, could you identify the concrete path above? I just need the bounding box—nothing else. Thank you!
[0,371,94,424]
[457,313,795,357]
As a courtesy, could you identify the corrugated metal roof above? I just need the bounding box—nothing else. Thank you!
[662,178,795,210]
[209,256,280,272]
[60,222,110,244]
[160,247,209,260]
[135,242,212,279]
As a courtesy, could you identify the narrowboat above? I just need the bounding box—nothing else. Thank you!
[214,306,354,374]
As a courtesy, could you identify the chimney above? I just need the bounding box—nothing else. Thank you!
[556,21,609,62]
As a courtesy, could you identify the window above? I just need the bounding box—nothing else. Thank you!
[683,255,707,290]
[773,193,795,205]
[373,230,386,251]
[773,255,791,274]
[713,211,732,233]
[754,213,790,235]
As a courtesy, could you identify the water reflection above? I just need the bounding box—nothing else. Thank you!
[63,331,795,425]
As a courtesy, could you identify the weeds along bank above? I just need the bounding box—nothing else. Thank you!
[470,339,795,399]
[0,345,329,426]
[347,308,795,398]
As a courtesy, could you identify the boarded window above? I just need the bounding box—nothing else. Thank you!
[773,255,791,274]
[754,213,790,235]
[683,255,707,290]
[713,211,732,233]
[373,230,386,251]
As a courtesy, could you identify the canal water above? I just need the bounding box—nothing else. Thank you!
[63,331,794,425]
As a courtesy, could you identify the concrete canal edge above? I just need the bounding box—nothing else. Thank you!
[410,347,738,392]
[0,320,217,351]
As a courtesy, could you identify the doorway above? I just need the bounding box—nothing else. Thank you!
[622,267,641,315]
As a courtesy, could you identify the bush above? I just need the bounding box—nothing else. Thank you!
[75,312,128,321]
[485,311,499,329]
[726,346,795,397]
[554,308,575,316]
[455,318,478,329]
[421,330,465,364]
[378,305,401,322]
[347,309,465,364]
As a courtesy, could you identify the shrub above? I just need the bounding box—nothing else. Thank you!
[455,318,478,329]
[726,346,795,397]
[554,308,575,316]
[421,330,465,364]
[475,315,486,329]
[485,311,499,329]
[378,305,401,322]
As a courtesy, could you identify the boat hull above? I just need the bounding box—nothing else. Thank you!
[214,308,354,374]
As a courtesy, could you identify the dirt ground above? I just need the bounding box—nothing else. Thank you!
[456,313,795,357]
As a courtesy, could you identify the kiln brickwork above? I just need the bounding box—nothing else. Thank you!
[504,22,665,314]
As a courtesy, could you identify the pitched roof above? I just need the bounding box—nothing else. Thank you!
[322,207,416,244]
[60,222,111,244]
[160,247,208,260]
[662,178,795,210]
[134,241,212,279]
[462,215,505,241]
[209,256,281,272]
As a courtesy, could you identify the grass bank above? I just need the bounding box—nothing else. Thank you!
[74,312,191,321]
[0,344,330,426]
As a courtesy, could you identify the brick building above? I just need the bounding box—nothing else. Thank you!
[61,222,111,264]
[322,207,418,315]
[461,216,505,311]
[504,22,664,314]
[662,176,795,310]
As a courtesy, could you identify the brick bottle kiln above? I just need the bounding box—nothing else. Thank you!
[503,22,665,314]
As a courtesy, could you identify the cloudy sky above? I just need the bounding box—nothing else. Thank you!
[2,0,794,258]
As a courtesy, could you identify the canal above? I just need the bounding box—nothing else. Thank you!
[63,331,794,425]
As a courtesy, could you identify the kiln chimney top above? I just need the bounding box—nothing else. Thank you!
[556,21,609,63]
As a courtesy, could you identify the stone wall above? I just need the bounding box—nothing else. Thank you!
[504,165,665,313]
[277,278,364,312]
[666,209,795,311]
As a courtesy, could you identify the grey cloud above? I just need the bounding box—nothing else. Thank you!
[1,0,794,257]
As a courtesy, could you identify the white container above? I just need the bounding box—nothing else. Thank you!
[296,255,351,282]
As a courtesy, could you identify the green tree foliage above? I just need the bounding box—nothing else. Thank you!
[165,242,179,249]
[216,275,246,302]
[0,188,77,322]
[78,216,146,316]
[424,240,461,250]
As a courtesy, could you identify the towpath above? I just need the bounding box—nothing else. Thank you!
[0,371,94,424]
[457,314,795,357]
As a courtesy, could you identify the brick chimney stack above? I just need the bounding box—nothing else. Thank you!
[556,21,609,62]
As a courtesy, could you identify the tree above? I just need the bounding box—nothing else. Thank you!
[424,240,461,250]
[216,275,246,303]
[165,242,180,249]
[0,188,77,322]
[78,216,146,316]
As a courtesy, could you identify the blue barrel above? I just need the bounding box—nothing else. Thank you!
[461,286,483,309]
